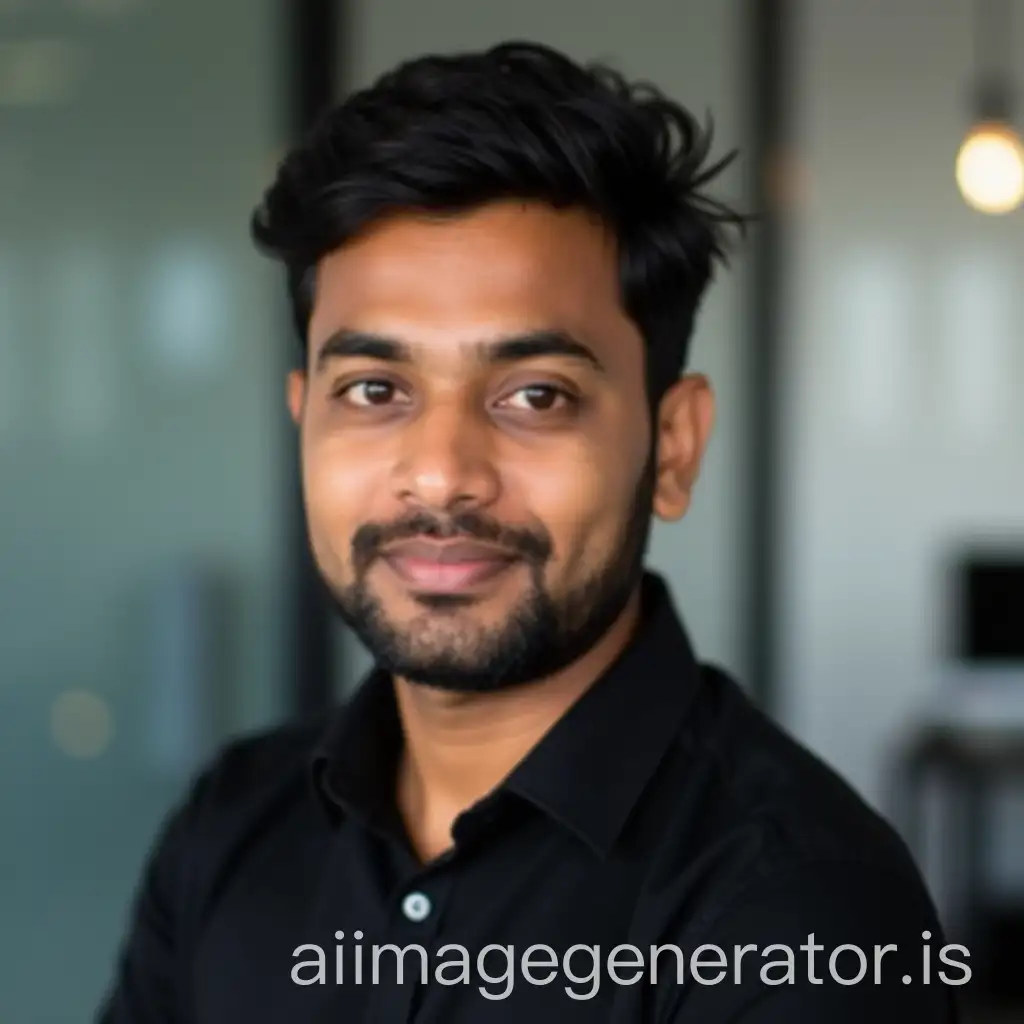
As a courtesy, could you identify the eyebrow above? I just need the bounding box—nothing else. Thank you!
[313,328,607,375]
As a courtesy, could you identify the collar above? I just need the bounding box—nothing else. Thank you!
[308,571,704,858]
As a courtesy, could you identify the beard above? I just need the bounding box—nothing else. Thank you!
[324,453,657,692]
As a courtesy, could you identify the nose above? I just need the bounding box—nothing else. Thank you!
[391,399,500,513]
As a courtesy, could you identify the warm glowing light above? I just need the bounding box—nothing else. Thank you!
[955,121,1024,214]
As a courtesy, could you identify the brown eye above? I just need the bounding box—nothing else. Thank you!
[340,380,398,407]
[504,385,574,412]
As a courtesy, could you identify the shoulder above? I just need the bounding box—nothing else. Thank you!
[175,711,332,848]
[146,713,332,910]
[192,714,328,804]
[685,664,921,876]
[640,664,935,933]
[648,671,959,1018]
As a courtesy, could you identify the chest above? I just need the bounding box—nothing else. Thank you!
[189,822,674,1023]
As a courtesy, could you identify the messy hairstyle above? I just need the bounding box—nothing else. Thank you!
[251,40,747,409]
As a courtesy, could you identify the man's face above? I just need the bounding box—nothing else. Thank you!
[289,201,710,691]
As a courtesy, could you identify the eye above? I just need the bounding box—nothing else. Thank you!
[501,384,577,413]
[335,379,403,407]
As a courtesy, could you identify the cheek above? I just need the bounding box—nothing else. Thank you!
[510,446,633,559]
[302,436,383,557]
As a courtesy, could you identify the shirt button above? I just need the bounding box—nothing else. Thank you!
[401,891,432,922]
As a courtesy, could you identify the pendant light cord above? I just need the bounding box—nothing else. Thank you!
[973,0,1015,117]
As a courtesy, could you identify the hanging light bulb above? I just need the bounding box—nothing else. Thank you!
[956,0,1024,214]
[956,120,1024,214]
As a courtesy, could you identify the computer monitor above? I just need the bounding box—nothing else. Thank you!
[929,550,1024,727]
[954,554,1024,664]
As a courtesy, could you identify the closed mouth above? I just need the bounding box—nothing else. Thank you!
[381,544,518,593]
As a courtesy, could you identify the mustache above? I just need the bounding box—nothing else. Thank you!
[351,510,552,573]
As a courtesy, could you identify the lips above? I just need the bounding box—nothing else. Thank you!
[381,540,517,593]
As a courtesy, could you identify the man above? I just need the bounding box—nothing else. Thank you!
[99,41,961,1022]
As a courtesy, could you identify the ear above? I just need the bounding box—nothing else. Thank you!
[286,369,306,425]
[651,374,715,522]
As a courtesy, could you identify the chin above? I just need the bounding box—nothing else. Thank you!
[388,655,534,693]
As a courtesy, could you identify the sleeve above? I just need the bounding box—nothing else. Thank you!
[663,862,964,1023]
[94,771,211,1024]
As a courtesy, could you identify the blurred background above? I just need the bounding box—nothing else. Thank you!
[2,0,1023,1020]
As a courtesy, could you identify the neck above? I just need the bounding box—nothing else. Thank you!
[393,586,642,862]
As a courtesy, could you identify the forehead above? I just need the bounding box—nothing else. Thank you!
[308,201,642,361]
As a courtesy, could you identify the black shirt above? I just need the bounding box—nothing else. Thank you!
[98,572,962,1022]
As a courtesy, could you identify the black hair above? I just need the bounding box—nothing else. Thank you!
[250,40,748,409]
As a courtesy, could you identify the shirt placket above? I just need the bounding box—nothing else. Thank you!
[363,861,457,1023]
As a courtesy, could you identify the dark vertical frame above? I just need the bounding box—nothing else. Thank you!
[746,0,792,713]
[284,0,343,717]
